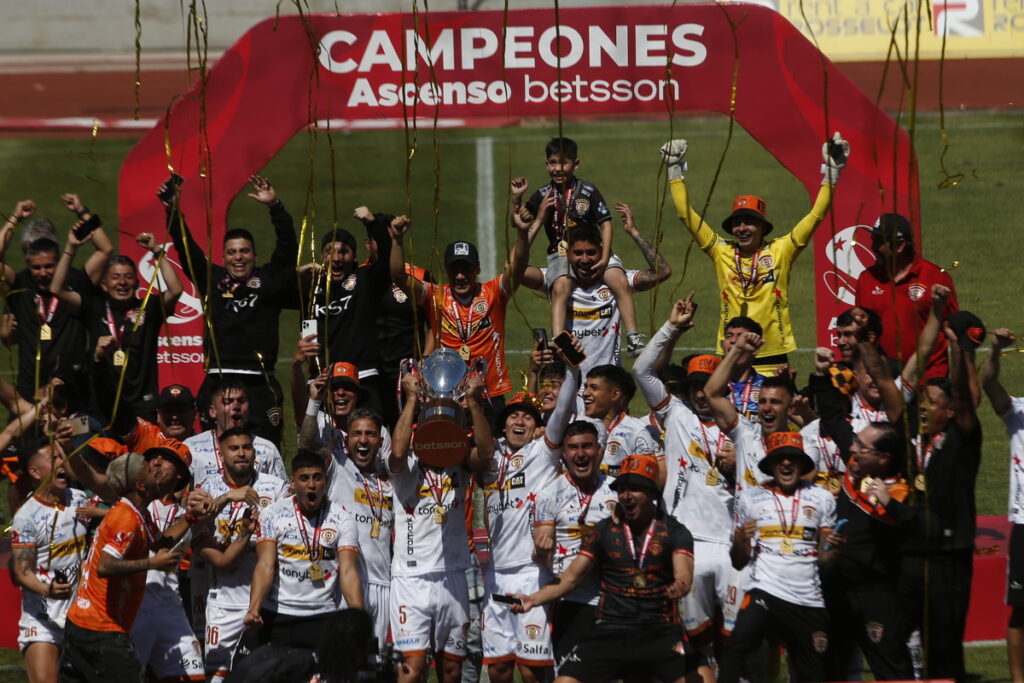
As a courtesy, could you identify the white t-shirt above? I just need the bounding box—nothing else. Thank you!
[800,419,846,494]
[256,497,359,616]
[390,455,472,576]
[186,429,287,483]
[727,417,770,492]
[142,497,188,604]
[1003,397,1024,524]
[481,437,561,570]
[737,482,836,608]
[659,397,736,544]
[534,472,617,605]
[11,489,90,624]
[197,472,288,608]
[325,455,394,586]
[564,269,642,382]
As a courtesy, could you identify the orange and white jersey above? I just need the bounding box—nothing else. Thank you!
[256,497,359,617]
[481,437,561,571]
[420,277,511,396]
[534,472,617,605]
[68,498,156,632]
[600,412,661,477]
[324,456,394,586]
[185,429,287,484]
[737,482,835,608]
[658,397,736,544]
[11,490,91,625]
[390,455,472,577]
[198,472,288,608]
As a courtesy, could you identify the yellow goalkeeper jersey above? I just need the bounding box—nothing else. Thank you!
[670,178,833,358]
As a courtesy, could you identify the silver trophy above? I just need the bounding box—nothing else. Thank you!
[404,348,477,467]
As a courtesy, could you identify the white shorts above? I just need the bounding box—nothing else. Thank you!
[204,602,248,681]
[681,540,747,636]
[18,608,63,650]
[482,564,553,666]
[130,600,204,680]
[390,570,470,659]
[544,250,624,290]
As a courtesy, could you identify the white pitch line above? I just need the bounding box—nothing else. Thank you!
[476,136,496,280]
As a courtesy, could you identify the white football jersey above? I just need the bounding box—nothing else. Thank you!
[659,397,735,543]
[1003,397,1024,524]
[481,437,561,570]
[315,411,393,468]
[186,429,287,483]
[800,419,846,495]
[390,455,472,577]
[737,482,836,607]
[197,472,288,608]
[565,269,641,383]
[727,417,770,492]
[325,455,394,585]
[11,489,90,625]
[534,472,618,605]
[256,497,359,616]
[143,497,188,604]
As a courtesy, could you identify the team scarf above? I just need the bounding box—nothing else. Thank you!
[841,470,910,524]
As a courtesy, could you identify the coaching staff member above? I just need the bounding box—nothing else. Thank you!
[513,454,695,683]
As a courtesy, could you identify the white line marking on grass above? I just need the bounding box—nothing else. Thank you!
[965,639,1006,647]
[476,136,496,280]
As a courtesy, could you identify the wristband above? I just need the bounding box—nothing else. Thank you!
[75,206,90,218]
[306,398,322,416]
[184,510,198,524]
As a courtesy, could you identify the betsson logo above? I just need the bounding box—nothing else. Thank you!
[318,24,707,108]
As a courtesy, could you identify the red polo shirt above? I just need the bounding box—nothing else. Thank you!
[854,256,958,379]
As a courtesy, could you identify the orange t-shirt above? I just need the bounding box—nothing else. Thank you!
[67,498,156,632]
[420,277,511,396]
[126,418,166,454]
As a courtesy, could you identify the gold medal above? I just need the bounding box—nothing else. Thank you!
[827,475,842,494]
[780,537,794,555]
[557,239,568,257]
[113,349,126,366]
[308,562,324,582]
[633,572,647,589]
[370,519,381,539]
[222,291,233,298]
[433,507,448,524]
[459,344,471,361]
[914,473,926,492]
[705,468,719,487]
[859,476,874,495]
[39,323,52,341]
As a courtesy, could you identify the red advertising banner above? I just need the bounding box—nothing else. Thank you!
[118,3,918,389]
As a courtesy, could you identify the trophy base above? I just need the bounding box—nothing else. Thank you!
[413,419,470,468]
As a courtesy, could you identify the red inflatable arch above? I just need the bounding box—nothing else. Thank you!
[118,3,917,387]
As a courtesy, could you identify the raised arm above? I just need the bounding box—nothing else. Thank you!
[789,132,849,249]
[161,178,209,292]
[945,322,979,433]
[635,294,696,412]
[247,176,297,271]
[298,370,331,461]
[388,216,425,303]
[503,188,553,294]
[858,341,904,423]
[0,200,35,288]
[982,328,1015,417]
[707,333,763,432]
[617,202,671,291]
[49,227,88,314]
[902,284,950,390]
[464,375,495,473]
[136,232,183,309]
[661,140,717,252]
[543,359,582,448]
[61,193,112,286]
[290,334,321,426]
[389,372,421,474]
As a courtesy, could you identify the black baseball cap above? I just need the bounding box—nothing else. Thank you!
[157,384,195,409]
[871,213,914,243]
[443,241,480,268]
[946,310,986,351]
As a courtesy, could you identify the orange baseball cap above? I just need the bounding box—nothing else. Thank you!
[81,437,127,462]
[329,362,367,399]
[498,391,543,428]
[722,195,774,235]
[144,438,193,485]
[686,354,722,383]
[610,454,661,494]
[758,431,814,475]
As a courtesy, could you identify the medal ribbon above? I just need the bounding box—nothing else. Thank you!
[730,379,756,418]
[211,430,224,474]
[568,475,596,525]
[915,432,946,471]
[697,421,725,468]
[356,470,385,525]
[292,499,324,562]
[733,249,762,292]
[770,487,800,540]
[853,394,886,424]
[36,294,59,326]
[621,518,657,573]
[124,497,158,545]
[424,466,448,512]
[817,435,843,475]
[448,292,478,344]
[104,302,134,349]
[551,180,576,243]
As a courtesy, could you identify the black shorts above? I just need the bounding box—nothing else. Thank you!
[59,621,143,683]
[1009,524,1024,607]
[557,623,694,683]
[552,600,598,667]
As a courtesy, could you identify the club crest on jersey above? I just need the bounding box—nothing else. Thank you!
[391,284,407,303]
[758,254,775,269]
[907,284,926,301]
[524,623,542,640]
[802,505,816,520]
[342,275,357,291]
[598,289,612,301]
[472,300,488,315]
[574,198,590,214]
[267,407,282,427]
[811,631,829,653]
[259,497,273,508]
[320,529,337,544]
[866,622,884,643]
[607,442,620,457]
[511,455,525,470]
[649,540,664,556]
[247,277,261,289]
